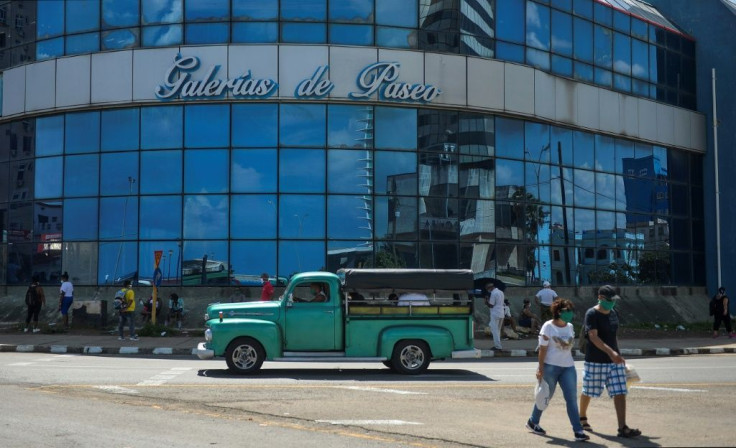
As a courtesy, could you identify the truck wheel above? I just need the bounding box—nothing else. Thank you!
[391,340,430,375]
[225,337,265,374]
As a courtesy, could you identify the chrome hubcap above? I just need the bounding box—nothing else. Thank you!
[399,345,424,370]
[232,344,257,370]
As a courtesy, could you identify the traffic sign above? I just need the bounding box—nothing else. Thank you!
[154,250,163,268]
[153,268,163,287]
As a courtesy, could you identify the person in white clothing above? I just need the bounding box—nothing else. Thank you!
[397,292,430,306]
[525,298,589,442]
[486,280,505,350]
[535,281,558,321]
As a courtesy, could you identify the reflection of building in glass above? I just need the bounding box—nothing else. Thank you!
[419,0,495,57]
[622,154,670,250]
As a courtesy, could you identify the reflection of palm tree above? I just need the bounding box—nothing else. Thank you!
[511,187,547,282]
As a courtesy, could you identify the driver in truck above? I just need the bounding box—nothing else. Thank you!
[293,283,328,303]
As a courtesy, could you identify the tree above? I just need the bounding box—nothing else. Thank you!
[373,248,406,269]
[637,251,670,284]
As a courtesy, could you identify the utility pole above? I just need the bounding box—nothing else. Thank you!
[557,142,572,285]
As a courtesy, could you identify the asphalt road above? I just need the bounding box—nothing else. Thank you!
[1,354,734,447]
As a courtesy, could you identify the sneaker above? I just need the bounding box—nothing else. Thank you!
[32,328,40,333]
[130,336,139,341]
[574,432,590,441]
[526,419,546,436]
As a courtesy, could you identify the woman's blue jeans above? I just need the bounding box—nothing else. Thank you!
[530,363,584,433]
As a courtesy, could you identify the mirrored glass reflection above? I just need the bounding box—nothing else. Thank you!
[280,104,327,147]
[231,149,277,193]
[138,241,180,286]
[231,195,277,239]
[233,105,278,147]
[327,240,372,272]
[419,243,457,269]
[183,195,229,239]
[140,150,182,194]
[374,151,416,195]
[278,195,325,239]
[328,150,372,194]
[374,241,417,269]
[63,198,99,240]
[66,0,100,33]
[184,150,228,194]
[375,107,416,150]
[279,240,325,277]
[328,105,373,149]
[62,242,97,285]
[65,112,100,154]
[98,241,137,285]
[182,240,230,286]
[102,0,139,28]
[142,0,182,24]
[142,24,183,46]
[231,241,277,285]
[374,196,418,240]
[34,157,63,199]
[99,197,138,241]
[139,195,182,239]
[185,0,229,20]
[101,109,140,151]
[185,105,230,148]
[141,106,183,150]
[64,154,99,197]
[37,0,64,38]
[232,0,277,20]
[328,195,372,240]
[279,149,326,193]
[36,116,64,157]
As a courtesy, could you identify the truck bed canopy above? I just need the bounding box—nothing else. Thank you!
[337,269,474,291]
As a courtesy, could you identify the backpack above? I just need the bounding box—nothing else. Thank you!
[113,289,128,310]
[25,285,40,307]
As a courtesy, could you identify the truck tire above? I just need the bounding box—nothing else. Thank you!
[391,340,430,375]
[225,337,265,374]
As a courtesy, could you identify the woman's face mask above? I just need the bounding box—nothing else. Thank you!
[598,299,616,311]
[559,310,574,323]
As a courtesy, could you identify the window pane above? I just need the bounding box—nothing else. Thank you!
[140,150,182,194]
[330,0,373,22]
[36,116,64,156]
[64,154,99,197]
[595,135,615,173]
[573,18,592,62]
[279,149,326,193]
[594,1,612,26]
[631,38,648,80]
[181,240,229,285]
[573,131,594,169]
[552,55,573,76]
[66,32,100,55]
[375,195,418,240]
[594,25,612,69]
[327,241,373,272]
[328,105,373,149]
[329,24,373,45]
[142,24,182,46]
[496,117,524,159]
[282,0,326,20]
[278,195,325,238]
[102,0,139,28]
[573,169,595,208]
[138,241,180,285]
[37,38,64,60]
[376,0,417,27]
[184,195,228,239]
[496,159,524,190]
[184,149,228,194]
[614,139,634,175]
[232,0,277,20]
[526,2,550,50]
[101,109,139,151]
[140,195,181,239]
[231,194,276,238]
[98,241,137,284]
[64,198,98,240]
[62,242,98,285]
[142,0,182,24]
[102,28,139,50]
[280,104,326,147]
[185,0,228,20]
[99,196,137,241]
[65,112,100,154]
[100,152,138,196]
[232,104,277,147]
[185,104,229,148]
[573,0,593,19]
[375,107,416,150]
[231,149,277,193]
[613,32,631,75]
[282,23,326,43]
[328,195,372,239]
[231,241,276,283]
[374,151,416,195]
[496,0,524,43]
[232,22,278,43]
[279,241,325,277]
[551,10,573,56]
[328,150,371,194]
[66,0,100,33]
[141,106,182,149]
[38,0,64,38]
[376,26,414,48]
[185,23,229,44]
[458,113,494,156]
[596,173,616,210]
[526,48,550,70]
[35,157,63,198]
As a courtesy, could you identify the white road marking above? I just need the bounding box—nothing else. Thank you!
[94,385,139,395]
[8,362,33,366]
[336,386,427,395]
[316,420,423,426]
[137,367,192,386]
[632,386,706,393]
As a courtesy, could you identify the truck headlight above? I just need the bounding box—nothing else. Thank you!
[205,328,212,342]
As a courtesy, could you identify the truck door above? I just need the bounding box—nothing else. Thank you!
[284,281,336,351]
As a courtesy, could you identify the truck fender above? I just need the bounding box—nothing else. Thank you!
[209,318,283,359]
[378,326,454,360]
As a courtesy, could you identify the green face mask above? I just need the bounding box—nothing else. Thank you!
[559,310,574,323]
[598,299,616,311]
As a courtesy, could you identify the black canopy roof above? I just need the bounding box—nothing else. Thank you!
[337,269,474,291]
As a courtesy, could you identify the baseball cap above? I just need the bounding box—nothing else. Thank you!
[543,281,550,287]
[598,285,621,301]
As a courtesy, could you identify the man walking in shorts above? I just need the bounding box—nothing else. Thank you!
[579,285,641,438]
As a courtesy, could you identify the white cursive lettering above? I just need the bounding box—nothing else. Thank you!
[349,62,441,103]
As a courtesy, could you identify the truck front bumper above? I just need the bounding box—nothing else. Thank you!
[195,342,215,360]
[451,349,481,359]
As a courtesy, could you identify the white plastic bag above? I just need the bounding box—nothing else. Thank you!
[625,364,641,385]
[534,379,551,410]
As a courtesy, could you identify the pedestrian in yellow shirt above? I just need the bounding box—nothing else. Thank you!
[117,280,138,341]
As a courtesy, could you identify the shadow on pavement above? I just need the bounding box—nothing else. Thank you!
[197,367,493,382]
[587,430,661,447]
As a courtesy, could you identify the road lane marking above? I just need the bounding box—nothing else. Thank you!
[8,362,33,366]
[316,419,423,426]
[94,385,139,394]
[336,386,427,395]
[632,386,706,393]
[137,367,192,386]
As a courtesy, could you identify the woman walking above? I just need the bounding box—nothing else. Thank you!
[24,276,46,333]
[58,272,73,329]
[526,298,589,442]
[712,287,734,338]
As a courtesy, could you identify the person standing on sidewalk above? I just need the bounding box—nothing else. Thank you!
[712,287,734,338]
[117,280,138,341]
[535,281,557,322]
[260,273,274,301]
[24,276,46,333]
[579,285,641,439]
[58,272,73,329]
[486,280,505,350]
[526,298,589,442]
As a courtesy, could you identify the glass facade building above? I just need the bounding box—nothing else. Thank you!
[0,0,707,289]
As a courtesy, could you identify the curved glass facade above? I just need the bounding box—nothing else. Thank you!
[0,104,705,287]
[0,0,694,109]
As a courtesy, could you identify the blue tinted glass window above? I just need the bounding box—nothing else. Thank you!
[374,151,416,195]
[631,38,648,80]
[140,150,182,194]
[184,195,229,239]
[102,29,139,49]
[613,11,629,33]
[280,104,326,147]
[231,241,276,280]
[143,0,182,24]
[594,2,612,26]
[65,112,100,154]
[232,22,278,42]
[594,25,612,68]
[613,32,631,75]
[233,105,277,147]
[631,18,647,41]
[185,105,229,148]
[495,159,524,189]
[100,153,139,196]
[141,106,182,149]
[526,2,550,50]
[37,38,64,60]
[613,74,630,92]
[375,107,416,150]
[574,61,593,82]
[101,109,139,151]
[328,150,371,194]
[181,240,229,285]
[232,0,278,20]
[184,150,228,194]
[330,0,373,22]
[329,24,373,45]
[36,116,64,156]
[496,117,524,159]
[573,18,592,62]
[139,195,182,239]
[573,169,595,208]
[632,78,649,96]
[64,198,98,240]
[376,0,417,27]
[573,131,594,169]
[328,195,372,239]
[185,0,228,20]
[328,105,373,149]
[185,23,229,44]
[376,27,414,48]
[142,24,182,46]
[37,0,64,38]
[99,197,137,241]
[98,241,137,284]
[614,139,634,175]
[282,23,326,43]
[573,0,593,19]
[496,0,524,43]
[552,55,573,76]
[35,157,63,198]
[279,149,326,193]
[527,48,550,70]
[231,195,277,238]
[64,155,99,197]
[66,0,100,33]
[496,42,525,63]
[231,149,277,193]
[66,32,100,56]
[138,241,180,283]
[551,126,573,166]
[595,67,612,87]
[102,0,139,28]
[279,240,325,276]
[551,0,572,10]
[551,10,572,56]
[595,135,615,173]
[282,0,326,20]
[279,195,325,238]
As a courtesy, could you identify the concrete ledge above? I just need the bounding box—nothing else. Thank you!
[50,345,67,354]
[84,346,103,354]
[509,349,527,357]
[153,347,173,355]
[16,345,34,352]
[119,347,139,354]
[621,348,643,356]
[655,348,671,355]
[708,347,725,354]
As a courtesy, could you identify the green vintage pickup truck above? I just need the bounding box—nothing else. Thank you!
[195,268,480,374]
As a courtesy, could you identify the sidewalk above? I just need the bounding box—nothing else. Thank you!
[0,330,734,358]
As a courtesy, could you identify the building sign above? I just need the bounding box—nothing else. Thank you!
[155,55,440,103]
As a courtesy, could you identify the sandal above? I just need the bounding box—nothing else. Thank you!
[617,426,641,438]
[580,417,592,431]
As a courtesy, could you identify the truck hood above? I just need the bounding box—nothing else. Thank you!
[206,301,281,322]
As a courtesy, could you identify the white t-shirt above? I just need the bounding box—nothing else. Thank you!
[536,288,558,306]
[398,293,430,306]
[489,289,505,318]
[60,281,74,298]
[537,320,575,367]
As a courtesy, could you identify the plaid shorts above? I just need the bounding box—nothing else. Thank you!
[582,362,628,397]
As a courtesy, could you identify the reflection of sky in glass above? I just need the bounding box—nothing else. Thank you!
[184,195,229,239]
[231,195,277,238]
[142,106,183,149]
[140,150,182,194]
[143,0,182,24]
[281,0,326,20]
[37,0,64,38]
[330,0,373,21]
[138,241,180,281]
[64,198,99,240]
[329,24,373,45]
[495,159,524,189]
[573,131,594,169]
[183,240,228,266]
[186,23,230,44]
[328,150,370,194]
[375,107,416,150]
[374,151,416,194]
[376,0,417,27]
[551,10,572,55]
[66,112,100,154]
[185,0,229,20]
[376,27,413,48]
[328,105,373,149]
[279,241,325,277]
[574,208,595,234]
[185,150,228,193]
[233,105,277,147]
[64,155,99,197]
[231,241,276,279]
[496,117,524,159]
[279,150,326,193]
[142,24,183,46]
[232,0,278,20]
[279,195,325,238]
[282,23,326,44]
[140,196,182,239]
[66,0,100,33]
[232,23,278,43]
[280,105,326,147]
[36,38,64,60]
[102,109,139,151]
[98,242,136,284]
[99,197,138,240]
[595,173,617,210]
[526,2,550,50]
[36,116,64,156]
[185,105,230,148]
[103,0,139,27]
[573,169,595,208]
[35,157,63,198]
[103,29,138,50]
[328,195,372,239]
[595,135,615,172]
[66,33,100,55]
[231,149,277,193]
